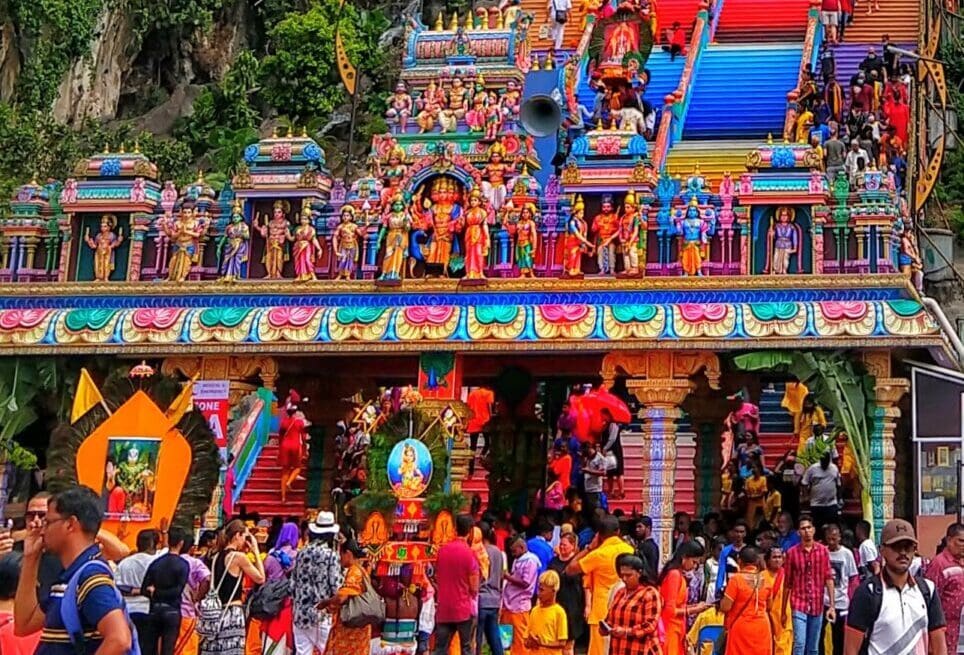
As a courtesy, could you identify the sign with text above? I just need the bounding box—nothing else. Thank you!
[194,381,230,447]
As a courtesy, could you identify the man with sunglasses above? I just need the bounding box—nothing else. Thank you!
[13,485,133,655]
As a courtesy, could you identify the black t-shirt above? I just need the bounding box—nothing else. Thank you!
[142,554,189,608]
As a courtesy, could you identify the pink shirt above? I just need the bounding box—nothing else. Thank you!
[925,549,964,653]
[0,610,40,655]
[502,551,540,614]
[435,539,480,624]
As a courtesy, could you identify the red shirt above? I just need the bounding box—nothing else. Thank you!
[925,549,964,653]
[784,542,833,615]
[466,388,495,433]
[670,28,686,49]
[434,538,480,623]
[821,0,840,10]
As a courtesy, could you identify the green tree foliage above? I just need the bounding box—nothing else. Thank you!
[260,0,391,122]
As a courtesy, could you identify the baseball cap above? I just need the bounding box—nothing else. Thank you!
[881,518,918,546]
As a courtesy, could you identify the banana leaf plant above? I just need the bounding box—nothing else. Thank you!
[732,350,878,529]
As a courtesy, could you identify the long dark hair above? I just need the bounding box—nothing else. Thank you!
[658,540,705,585]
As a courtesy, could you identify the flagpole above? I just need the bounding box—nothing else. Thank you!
[99,398,112,417]
[346,85,360,182]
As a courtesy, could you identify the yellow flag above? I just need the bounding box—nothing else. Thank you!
[165,374,199,425]
[335,0,357,96]
[71,368,105,424]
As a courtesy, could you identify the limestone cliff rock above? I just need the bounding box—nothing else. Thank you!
[52,6,134,126]
[0,21,20,102]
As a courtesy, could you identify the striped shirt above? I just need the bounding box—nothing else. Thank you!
[784,542,833,616]
[37,545,124,655]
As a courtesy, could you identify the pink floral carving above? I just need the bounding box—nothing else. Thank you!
[403,306,454,325]
[271,143,292,161]
[0,309,51,330]
[819,302,868,321]
[131,308,184,331]
[267,306,318,329]
[678,304,728,322]
[540,305,589,323]
[595,136,621,156]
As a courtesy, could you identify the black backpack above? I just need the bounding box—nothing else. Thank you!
[247,578,291,620]
[855,573,934,655]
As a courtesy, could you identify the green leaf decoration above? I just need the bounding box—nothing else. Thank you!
[64,309,116,332]
[474,306,520,325]
[335,307,386,325]
[611,304,659,323]
[199,307,250,328]
[886,300,923,317]
[748,303,799,322]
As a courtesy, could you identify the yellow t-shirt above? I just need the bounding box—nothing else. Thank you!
[764,489,783,522]
[745,474,767,500]
[528,603,568,654]
[795,406,827,453]
[579,536,634,624]
[686,606,725,655]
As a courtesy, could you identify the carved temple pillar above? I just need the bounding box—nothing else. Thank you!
[57,217,73,282]
[861,351,908,537]
[127,213,152,281]
[601,351,721,560]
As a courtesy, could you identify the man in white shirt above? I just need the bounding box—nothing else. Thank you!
[825,523,858,655]
[547,0,572,50]
[114,529,164,651]
[845,140,870,183]
[856,519,881,577]
[802,452,841,534]
[582,441,606,512]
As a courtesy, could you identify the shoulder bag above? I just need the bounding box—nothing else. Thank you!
[340,569,386,628]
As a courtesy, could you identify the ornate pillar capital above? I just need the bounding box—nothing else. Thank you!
[627,378,692,408]
[875,377,910,406]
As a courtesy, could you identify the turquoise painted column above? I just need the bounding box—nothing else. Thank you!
[871,378,908,537]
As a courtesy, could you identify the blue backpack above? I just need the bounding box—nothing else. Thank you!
[60,559,141,655]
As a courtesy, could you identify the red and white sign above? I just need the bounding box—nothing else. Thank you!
[194,380,230,447]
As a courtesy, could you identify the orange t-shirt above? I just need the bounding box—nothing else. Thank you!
[549,454,572,493]
[466,388,495,433]
[0,611,40,655]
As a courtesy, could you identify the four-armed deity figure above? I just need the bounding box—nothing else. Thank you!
[423,177,462,276]
[218,201,250,282]
[514,203,539,278]
[257,201,291,279]
[675,198,709,277]
[379,194,412,282]
[481,142,516,212]
[290,204,323,282]
[564,196,595,276]
[333,205,366,280]
[460,188,491,280]
[161,206,207,282]
[766,206,802,275]
[592,194,619,275]
[385,82,414,131]
[85,214,124,282]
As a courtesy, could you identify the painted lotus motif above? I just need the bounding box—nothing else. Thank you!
[131,308,185,331]
[0,309,52,330]
[818,302,868,321]
[402,306,455,325]
[267,306,318,329]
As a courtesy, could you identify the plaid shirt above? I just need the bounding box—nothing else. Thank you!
[606,585,662,655]
[784,542,833,616]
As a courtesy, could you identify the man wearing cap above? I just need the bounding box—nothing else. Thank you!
[291,512,343,655]
[845,519,947,655]
[925,523,964,654]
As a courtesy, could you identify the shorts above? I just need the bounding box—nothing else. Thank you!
[820,10,839,25]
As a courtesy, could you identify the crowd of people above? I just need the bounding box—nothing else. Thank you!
[3,456,962,655]
[794,34,912,195]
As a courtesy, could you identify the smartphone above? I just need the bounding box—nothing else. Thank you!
[599,620,612,633]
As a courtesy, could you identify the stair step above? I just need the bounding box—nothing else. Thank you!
[714,0,810,42]
[841,1,919,41]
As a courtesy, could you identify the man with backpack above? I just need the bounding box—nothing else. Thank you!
[845,519,947,655]
[14,485,135,655]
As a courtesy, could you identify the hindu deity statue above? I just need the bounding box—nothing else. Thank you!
[161,206,206,283]
[766,206,802,275]
[256,200,291,279]
[481,142,515,212]
[447,25,472,57]
[460,188,491,280]
[564,196,595,276]
[379,194,412,282]
[445,77,469,120]
[85,214,124,282]
[333,205,366,280]
[377,145,408,211]
[423,177,463,275]
[617,191,642,276]
[289,204,322,282]
[465,75,487,132]
[483,91,504,142]
[898,220,923,288]
[592,194,620,275]
[514,203,539,278]
[503,80,522,117]
[385,82,414,131]
[675,197,709,276]
[604,20,639,65]
[415,81,442,133]
[217,201,250,282]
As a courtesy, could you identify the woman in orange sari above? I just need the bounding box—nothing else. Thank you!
[720,546,773,655]
[658,541,709,655]
[327,541,372,655]
[762,547,792,655]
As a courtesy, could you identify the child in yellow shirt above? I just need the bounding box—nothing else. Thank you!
[526,570,568,655]
[686,603,725,655]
